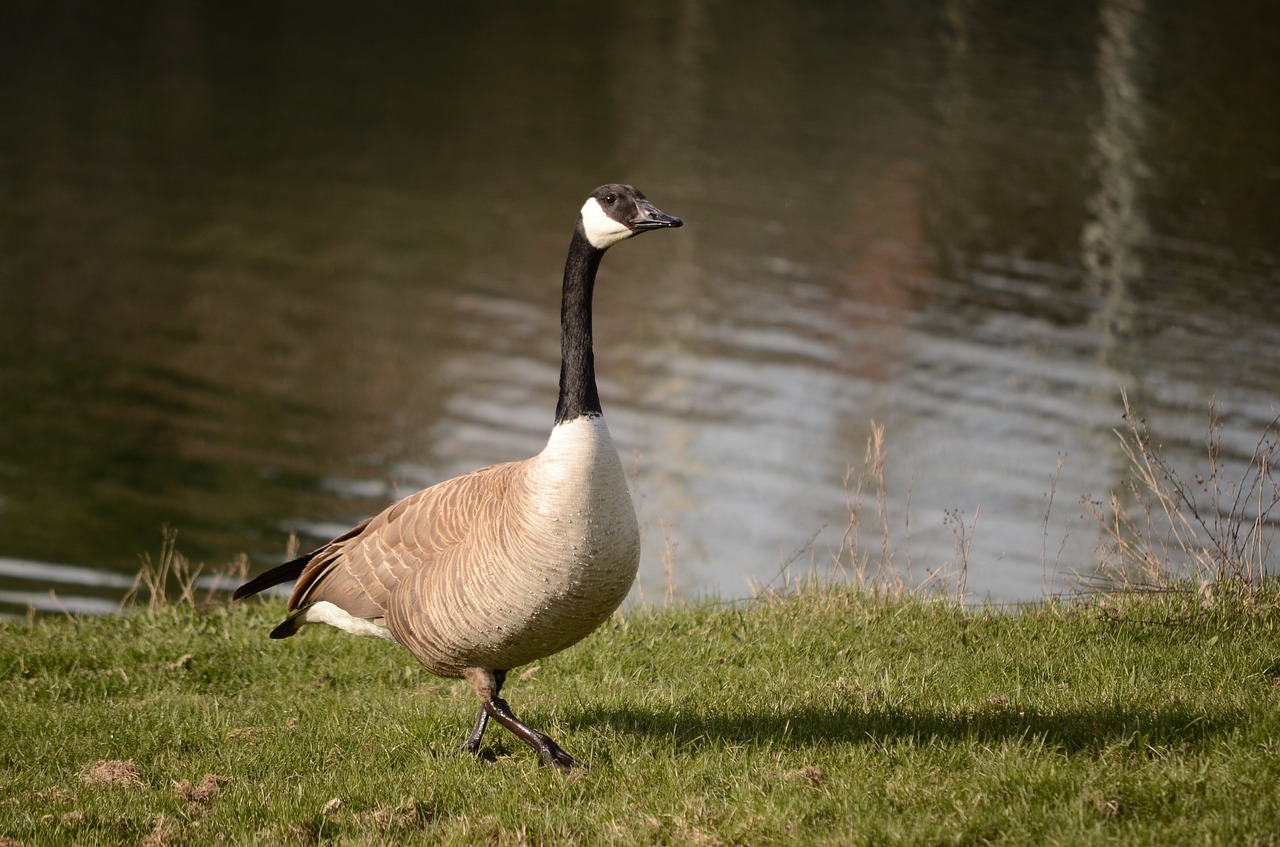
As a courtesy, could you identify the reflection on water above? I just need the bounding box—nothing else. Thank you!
[1,1,1277,615]
[1083,0,1149,352]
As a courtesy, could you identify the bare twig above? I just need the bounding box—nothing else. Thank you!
[1043,453,1069,597]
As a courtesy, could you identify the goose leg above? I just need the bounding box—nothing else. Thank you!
[463,667,573,768]
[462,707,489,755]
[483,695,575,770]
[461,669,506,755]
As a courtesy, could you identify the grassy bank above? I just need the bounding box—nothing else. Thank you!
[2,586,1280,846]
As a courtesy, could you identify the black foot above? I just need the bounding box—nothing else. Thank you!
[533,735,575,770]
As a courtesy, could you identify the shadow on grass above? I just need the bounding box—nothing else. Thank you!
[567,701,1239,755]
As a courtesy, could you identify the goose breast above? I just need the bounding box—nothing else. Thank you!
[387,416,640,676]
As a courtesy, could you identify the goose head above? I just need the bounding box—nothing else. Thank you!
[579,184,683,250]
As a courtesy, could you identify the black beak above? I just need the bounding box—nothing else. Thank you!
[630,198,683,231]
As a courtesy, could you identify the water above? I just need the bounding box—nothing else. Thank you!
[1,1,1277,616]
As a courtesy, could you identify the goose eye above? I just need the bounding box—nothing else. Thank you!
[604,193,617,204]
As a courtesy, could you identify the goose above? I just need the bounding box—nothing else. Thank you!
[233,184,682,769]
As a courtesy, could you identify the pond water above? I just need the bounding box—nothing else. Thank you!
[1,1,1278,616]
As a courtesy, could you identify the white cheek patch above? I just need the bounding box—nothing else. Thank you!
[580,197,634,249]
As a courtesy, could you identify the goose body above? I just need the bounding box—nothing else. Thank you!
[234,184,681,768]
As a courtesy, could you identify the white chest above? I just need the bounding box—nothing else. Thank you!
[526,415,639,558]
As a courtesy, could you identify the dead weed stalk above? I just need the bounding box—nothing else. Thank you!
[1084,390,1279,604]
[121,527,248,611]
[762,421,969,604]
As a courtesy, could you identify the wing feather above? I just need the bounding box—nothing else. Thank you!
[283,460,524,623]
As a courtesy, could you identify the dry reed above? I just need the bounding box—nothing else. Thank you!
[1083,390,1279,603]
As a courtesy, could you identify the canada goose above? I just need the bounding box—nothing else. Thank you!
[234,184,682,769]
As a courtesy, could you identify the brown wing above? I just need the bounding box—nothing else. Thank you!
[286,460,525,623]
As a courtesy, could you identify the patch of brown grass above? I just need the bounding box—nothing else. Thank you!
[82,760,144,788]
[140,813,178,847]
[173,774,223,805]
[788,765,827,789]
[363,799,431,832]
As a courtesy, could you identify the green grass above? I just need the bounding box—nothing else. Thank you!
[3,587,1280,846]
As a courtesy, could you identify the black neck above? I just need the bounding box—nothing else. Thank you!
[554,225,606,424]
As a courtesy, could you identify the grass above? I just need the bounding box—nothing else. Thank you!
[3,586,1280,846]
[2,395,1277,845]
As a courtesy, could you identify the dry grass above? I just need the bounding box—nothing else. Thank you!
[831,422,898,591]
[120,526,248,612]
[743,421,978,612]
[82,760,144,789]
[1084,390,1279,605]
[794,421,972,603]
[758,393,1275,611]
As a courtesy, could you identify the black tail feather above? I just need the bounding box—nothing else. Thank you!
[232,552,314,601]
[269,610,306,639]
[234,520,370,603]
